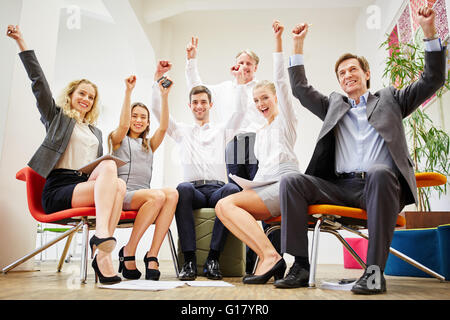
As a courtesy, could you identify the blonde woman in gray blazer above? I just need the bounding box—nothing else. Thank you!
[7,25,125,285]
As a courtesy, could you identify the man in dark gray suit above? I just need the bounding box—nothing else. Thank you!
[274,6,446,294]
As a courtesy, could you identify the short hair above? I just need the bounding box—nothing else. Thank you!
[334,53,371,89]
[235,50,260,66]
[189,85,212,103]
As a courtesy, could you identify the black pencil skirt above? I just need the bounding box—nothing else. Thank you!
[42,169,89,214]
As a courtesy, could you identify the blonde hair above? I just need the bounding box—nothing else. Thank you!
[254,80,276,95]
[107,102,151,154]
[236,50,260,66]
[56,79,100,125]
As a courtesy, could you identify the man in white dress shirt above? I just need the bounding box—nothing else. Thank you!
[151,78,246,280]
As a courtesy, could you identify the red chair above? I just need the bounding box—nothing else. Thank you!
[1,167,179,283]
[255,172,447,286]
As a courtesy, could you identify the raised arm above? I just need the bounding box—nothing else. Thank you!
[393,7,446,117]
[272,21,297,129]
[185,36,202,89]
[7,25,57,125]
[109,75,136,151]
[288,23,329,121]
[151,60,180,141]
[150,67,173,152]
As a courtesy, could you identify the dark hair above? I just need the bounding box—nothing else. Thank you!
[107,102,151,154]
[334,53,371,89]
[189,85,212,103]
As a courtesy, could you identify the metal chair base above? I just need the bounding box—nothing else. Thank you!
[2,217,180,283]
[253,216,445,287]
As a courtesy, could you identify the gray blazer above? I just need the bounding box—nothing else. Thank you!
[288,48,446,206]
[19,50,103,178]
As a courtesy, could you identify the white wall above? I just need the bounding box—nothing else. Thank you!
[0,0,61,271]
[143,7,360,189]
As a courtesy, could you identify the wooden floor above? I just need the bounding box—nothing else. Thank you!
[1,260,449,301]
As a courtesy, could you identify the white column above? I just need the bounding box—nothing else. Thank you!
[0,0,61,271]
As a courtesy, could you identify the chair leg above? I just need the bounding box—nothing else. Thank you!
[2,220,83,274]
[167,229,179,277]
[57,232,75,272]
[337,223,445,281]
[79,219,90,284]
[322,229,366,269]
[308,218,322,288]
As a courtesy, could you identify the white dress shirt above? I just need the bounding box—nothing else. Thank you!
[150,83,246,183]
[185,58,266,133]
[238,52,300,181]
[288,38,442,174]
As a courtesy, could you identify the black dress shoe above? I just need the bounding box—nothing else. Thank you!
[243,258,286,284]
[203,259,223,280]
[179,261,197,281]
[273,262,309,288]
[351,267,386,295]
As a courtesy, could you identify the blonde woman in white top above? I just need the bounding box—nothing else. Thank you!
[215,21,300,284]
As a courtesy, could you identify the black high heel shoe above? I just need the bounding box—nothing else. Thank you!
[242,258,287,284]
[144,255,161,280]
[118,246,142,280]
[89,235,116,258]
[92,255,121,285]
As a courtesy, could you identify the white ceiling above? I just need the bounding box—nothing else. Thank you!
[140,0,376,23]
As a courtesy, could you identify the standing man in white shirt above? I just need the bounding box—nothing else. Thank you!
[152,64,247,280]
[185,37,281,274]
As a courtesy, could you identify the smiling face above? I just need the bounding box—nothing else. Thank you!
[189,92,212,121]
[130,105,149,136]
[336,57,370,99]
[253,84,278,122]
[70,82,96,117]
[236,53,258,84]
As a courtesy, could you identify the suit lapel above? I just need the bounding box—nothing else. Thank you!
[318,96,350,140]
[366,93,380,120]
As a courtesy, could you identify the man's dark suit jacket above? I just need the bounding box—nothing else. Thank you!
[288,48,446,206]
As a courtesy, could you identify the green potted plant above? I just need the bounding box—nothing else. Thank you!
[380,37,450,228]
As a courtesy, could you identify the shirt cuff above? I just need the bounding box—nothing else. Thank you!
[289,54,304,67]
[424,38,442,52]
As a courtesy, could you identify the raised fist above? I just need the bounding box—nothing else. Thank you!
[417,6,437,38]
[125,75,136,91]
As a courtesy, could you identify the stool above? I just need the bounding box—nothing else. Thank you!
[177,208,246,277]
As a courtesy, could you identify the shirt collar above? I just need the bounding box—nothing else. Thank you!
[349,91,369,108]
[233,78,256,87]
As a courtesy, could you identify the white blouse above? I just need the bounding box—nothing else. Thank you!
[55,122,99,171]
[150,83,246,183]
[244,52,300,181]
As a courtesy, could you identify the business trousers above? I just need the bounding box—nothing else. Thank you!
[280,164,405,270]
[175,182,240,253]
[225,132,258,187]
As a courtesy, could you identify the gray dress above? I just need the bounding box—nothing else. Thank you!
[113,136,153,210]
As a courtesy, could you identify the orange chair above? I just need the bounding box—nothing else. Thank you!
[1,167,179,282]
[257,172,447,287]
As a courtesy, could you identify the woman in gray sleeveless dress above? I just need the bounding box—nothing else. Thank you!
[108,63,178,280]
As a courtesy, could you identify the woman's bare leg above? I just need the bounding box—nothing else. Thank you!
[146,188,178,269]
[215,190,281,275]
[71,160,126,276]
[122,189,166,270]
